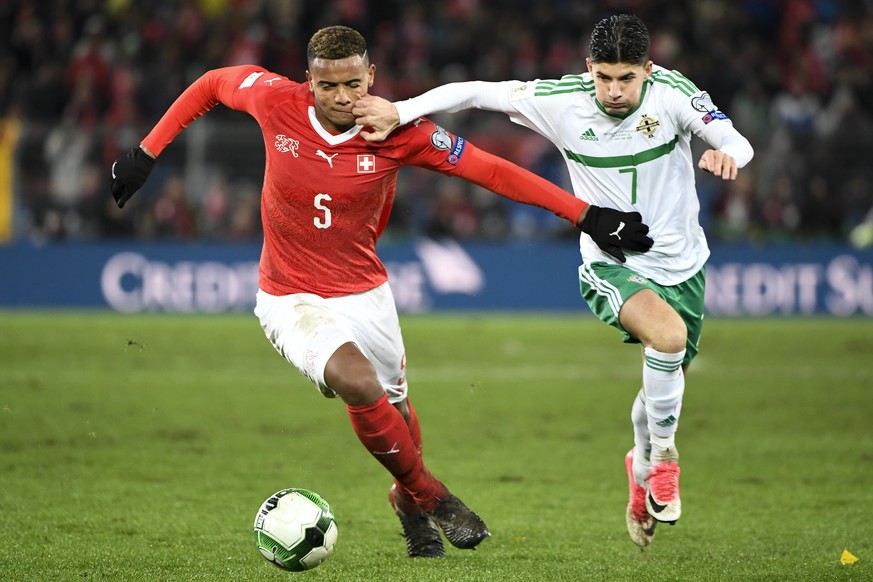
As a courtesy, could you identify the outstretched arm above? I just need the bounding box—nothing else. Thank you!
[110,66,255,208]
[457,143,653,262]
[354,81,510,142]
[457,142,588,226]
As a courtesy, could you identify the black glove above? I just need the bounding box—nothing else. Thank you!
[110,146,155,208]
[579,205,653,263]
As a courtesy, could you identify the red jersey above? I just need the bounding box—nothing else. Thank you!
[142,65,586,297]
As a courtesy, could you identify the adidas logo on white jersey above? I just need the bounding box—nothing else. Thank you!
[580,128,598,141]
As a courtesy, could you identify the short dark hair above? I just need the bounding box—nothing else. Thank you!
[589,14,650,65]
[307,25,368,66]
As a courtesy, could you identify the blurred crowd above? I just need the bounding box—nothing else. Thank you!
[2,0,873,246]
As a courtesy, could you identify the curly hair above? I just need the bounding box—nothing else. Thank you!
[306,25,368,65]
[589,14,650,65]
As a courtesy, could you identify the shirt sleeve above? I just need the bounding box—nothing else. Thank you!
[394,81,517,125]
[392,114,586,225]
[671,88,754,168]
[141,65,267,156]
[454,142,588,225]
[699,121,754,167]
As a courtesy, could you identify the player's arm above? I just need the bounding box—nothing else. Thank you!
[679,90,754,181]
[696,125,754,180]
[354,81,512,142]
[457,143,653,262]
[110,66,262,208]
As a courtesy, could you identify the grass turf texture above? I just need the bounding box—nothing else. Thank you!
[1,311,870,581]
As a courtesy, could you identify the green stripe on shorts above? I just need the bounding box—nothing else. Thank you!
[578,262,706,364]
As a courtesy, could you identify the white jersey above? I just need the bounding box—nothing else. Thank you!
[395,65,753,285]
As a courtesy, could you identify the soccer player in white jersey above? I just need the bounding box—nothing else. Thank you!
[354,14,753,547]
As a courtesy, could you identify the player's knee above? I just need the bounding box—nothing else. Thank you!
[323,342,384,405]
[652,323,687,354]
[326,362,383,405]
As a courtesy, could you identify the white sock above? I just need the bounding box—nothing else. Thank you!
[630,388,650,486]
[643,346,685,439]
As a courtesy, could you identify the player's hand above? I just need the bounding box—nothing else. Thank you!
[110,146,155,208]
[578,205,653,263]
[698,149,738,180]
[353,95,400,143]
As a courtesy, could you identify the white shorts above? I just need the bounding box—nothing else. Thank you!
[254,282,409,403]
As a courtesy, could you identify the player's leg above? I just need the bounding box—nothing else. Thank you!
[620,289,685,524]
[329,283,489,552]
[626,268,706,525]
[630,388,651,484]
[252,289,445,529]
[578,263,681,540]
[378,392,438,553]
[625,389,656,546]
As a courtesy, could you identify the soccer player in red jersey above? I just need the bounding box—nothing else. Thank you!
[110,25,652,558]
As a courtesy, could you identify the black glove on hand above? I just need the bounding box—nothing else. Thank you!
[110,147,155,208]
[579,205,653,263]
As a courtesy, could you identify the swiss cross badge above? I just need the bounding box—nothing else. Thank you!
[357,154,376,173]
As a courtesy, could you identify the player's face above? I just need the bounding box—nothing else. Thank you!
[307,55,375,133]
[586,59,653,115]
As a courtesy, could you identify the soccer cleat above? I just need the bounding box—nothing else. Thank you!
[645,446,681,524]
[430,493,491,550]
[389,484,445,558]
[625,449,657,546]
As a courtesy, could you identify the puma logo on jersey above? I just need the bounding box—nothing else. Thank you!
[316,150,338,167]
[610,222,625,239]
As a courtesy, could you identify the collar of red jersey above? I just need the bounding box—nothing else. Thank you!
[308,106,364,146]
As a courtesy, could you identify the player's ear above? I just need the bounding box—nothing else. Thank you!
[305,70,314,92]
[367,64,375,87]
[644,60,653,76]
[586,57,593,74]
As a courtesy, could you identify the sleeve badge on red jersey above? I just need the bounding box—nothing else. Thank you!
[431,125,453,150]
[446,136,466,166]
[357,154,376,173]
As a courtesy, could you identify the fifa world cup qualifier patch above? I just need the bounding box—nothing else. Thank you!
[430,125,453,150]
[691,91,729,124]
[428,123,466,165]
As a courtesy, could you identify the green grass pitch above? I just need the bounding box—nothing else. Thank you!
[1,311,870,581]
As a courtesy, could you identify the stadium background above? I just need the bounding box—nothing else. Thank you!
[1,4,871,580]
[0,0,871,314]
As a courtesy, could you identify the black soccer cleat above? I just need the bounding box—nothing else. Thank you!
[389,484,445,558]
[430,493,491,550]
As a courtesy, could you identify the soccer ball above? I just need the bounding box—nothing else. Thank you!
[253,488,338,571]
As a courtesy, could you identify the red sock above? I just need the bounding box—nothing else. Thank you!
[406,398,423,455]
[347,394,446,512]
[394,398,423,501]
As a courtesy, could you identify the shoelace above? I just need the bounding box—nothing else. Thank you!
[630,484,650,521]
[646,462,680,502]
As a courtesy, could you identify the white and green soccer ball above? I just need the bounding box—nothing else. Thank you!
[253,488,338,572]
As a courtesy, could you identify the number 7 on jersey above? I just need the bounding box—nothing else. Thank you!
[619,167,638,204]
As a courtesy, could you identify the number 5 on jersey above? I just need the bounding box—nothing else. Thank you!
[314,193,332,229]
